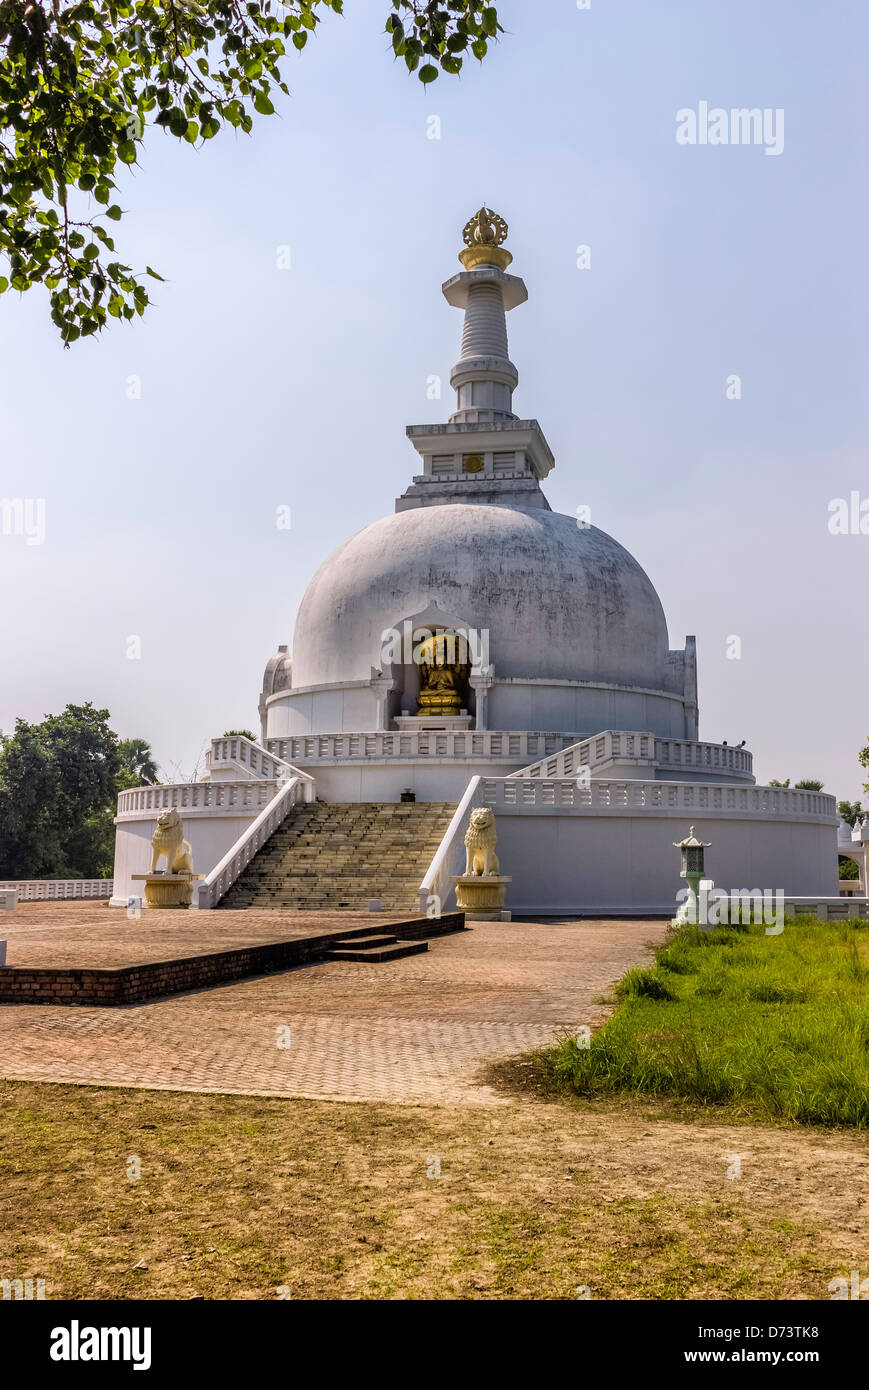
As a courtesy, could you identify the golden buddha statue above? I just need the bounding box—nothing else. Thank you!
[415,631,469,718]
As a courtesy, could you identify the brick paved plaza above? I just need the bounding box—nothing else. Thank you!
[0,905,668,1105]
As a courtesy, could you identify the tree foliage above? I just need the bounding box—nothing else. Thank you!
[117,734,159,786]
[768,777,824,791]
[0,0,502,341]
[838,799,863,828]
[0,702,156,877]
[860,738,869,797]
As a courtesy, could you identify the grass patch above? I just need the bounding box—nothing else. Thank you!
[551,918,869,1127]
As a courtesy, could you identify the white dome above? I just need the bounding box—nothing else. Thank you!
[291,504,671,691]
[261,644,292,696]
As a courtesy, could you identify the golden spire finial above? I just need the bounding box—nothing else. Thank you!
[458,206,512,271]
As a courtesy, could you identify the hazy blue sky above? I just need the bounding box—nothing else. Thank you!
[1,0,867,797]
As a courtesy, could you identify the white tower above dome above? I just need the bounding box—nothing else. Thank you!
[444,205,526,425]
[398,207,554,513]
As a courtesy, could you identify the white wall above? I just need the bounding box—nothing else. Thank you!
[477,813,840,915]
[111,814,258,905]
[266,684,378,737]
[267,677,690,739]
[489,681,688,737]
[307,761,505,803]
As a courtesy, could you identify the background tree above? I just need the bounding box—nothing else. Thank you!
[768,777,824,790]
[117,735,159,787]
[223,728,257,742]
[0,703,156,877]
[0,0,503,341]
[859,737,869,795]
[839,799,863,828]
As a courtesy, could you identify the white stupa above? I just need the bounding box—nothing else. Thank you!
[261,206,698,792]
[112,209,843,916]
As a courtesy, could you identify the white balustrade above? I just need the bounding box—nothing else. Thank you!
[655,737,753,777]
[116,780,281,819]
[0,879,114,901]
[480,777,836,820]
[266,730,578,766]
[205,735,297,782]
[784,897,869,920]
[511,730,753,782]
[417,775,485,915]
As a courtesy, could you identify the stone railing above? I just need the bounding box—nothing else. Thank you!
[655,737,753,779]
[197,772,315,910]
[511,731,753,782]
[509,730,655,779]
[0,879,113,902]
[417,775,486,915]
[266,729,578,766]
[785,897,869,920]
[205,735,295,782]
[116,781,280,820]
[479,777,837,821]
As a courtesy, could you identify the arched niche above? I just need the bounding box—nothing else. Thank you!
[377,600,483,724]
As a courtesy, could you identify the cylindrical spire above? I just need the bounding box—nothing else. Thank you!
[442,208,528,426]
[460,282,509,359]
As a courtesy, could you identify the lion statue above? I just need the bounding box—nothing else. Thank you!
[150,808,194,876]
[464,807,499,877]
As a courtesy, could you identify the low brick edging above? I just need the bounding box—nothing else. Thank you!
[0,913,466,1007]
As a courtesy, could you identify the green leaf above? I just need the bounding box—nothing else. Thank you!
[419,64,439,84]
[118,141,137,164]
[292,31,307,50]
[254,91,275,115]
[0,277,8,294]
[145,266,165,281]
[106,205,122,221]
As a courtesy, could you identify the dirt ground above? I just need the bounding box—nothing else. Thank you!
[1,1076,866,1300]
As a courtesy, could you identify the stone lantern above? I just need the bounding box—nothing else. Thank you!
[672,825,711,926]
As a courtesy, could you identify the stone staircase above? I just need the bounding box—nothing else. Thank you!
[323,931,430,965]
[220,801,457,912]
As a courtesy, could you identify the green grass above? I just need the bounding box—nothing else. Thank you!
[552,917,869,1127]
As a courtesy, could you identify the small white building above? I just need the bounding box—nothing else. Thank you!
[112,209,845,917]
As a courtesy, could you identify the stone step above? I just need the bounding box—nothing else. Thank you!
[328,934,399,950]
[324,940,429,964]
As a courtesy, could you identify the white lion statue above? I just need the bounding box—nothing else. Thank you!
[150,808,194,876]
[464,807,500,877]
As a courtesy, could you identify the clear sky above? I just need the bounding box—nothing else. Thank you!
[1,0,867,798]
